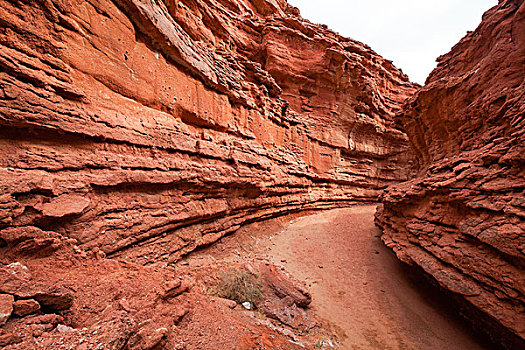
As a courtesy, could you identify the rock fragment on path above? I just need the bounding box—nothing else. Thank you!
[13,299,40,317]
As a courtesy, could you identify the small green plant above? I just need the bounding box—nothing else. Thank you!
[212,267,263,307]
[315,340,325,348]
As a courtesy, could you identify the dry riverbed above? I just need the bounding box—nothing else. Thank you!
[179,205,488,349]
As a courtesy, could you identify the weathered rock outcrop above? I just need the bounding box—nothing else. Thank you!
[0,0,415,264]
[376,0,525,347]
[0,235,316,349]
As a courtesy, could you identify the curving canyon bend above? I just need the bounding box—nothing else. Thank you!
[0,0,523,349]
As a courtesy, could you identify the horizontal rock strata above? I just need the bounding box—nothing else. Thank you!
[376,0,525,347]
[0,0,415,263]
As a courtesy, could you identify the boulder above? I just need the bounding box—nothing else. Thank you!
[13,299,41,317]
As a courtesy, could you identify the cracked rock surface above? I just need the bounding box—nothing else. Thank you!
[1,0,523,348]
[376,0,525,347]
[0,0,415,265]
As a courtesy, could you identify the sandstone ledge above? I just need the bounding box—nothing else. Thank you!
[0,0,415,263]
[376,0,525,347]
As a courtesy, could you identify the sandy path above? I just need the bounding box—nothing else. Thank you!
[265,206,486,350]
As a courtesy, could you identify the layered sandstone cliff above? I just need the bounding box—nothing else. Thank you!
[1,2,416,347]
[376,0,525,347]
[0,0,415,265]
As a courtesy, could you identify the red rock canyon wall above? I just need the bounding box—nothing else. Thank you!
[376,0,525,346]
[0,0,415,264]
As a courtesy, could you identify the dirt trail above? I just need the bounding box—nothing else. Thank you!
[183,205,489,349]
[264,206,486,350]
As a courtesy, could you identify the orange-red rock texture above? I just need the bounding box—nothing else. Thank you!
[3,0,524,348]
[376,0,525,347]
[0,0,415,264]
[0,0,418,347]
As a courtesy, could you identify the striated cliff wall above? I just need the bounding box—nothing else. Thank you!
[376,0,525,346]
[0,0,415,264]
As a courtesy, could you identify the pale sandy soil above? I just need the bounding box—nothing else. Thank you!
[263,206,487,350]
[182,205,488,350]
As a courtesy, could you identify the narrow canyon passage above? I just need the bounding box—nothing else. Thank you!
[0,0,522,348]
[265,206,487,350]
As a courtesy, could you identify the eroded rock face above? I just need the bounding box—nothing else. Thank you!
[376,0,525,346]
[0,0,415,264]
[0,230,322,349]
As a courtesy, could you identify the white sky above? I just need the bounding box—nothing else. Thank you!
[287,0,498,84]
